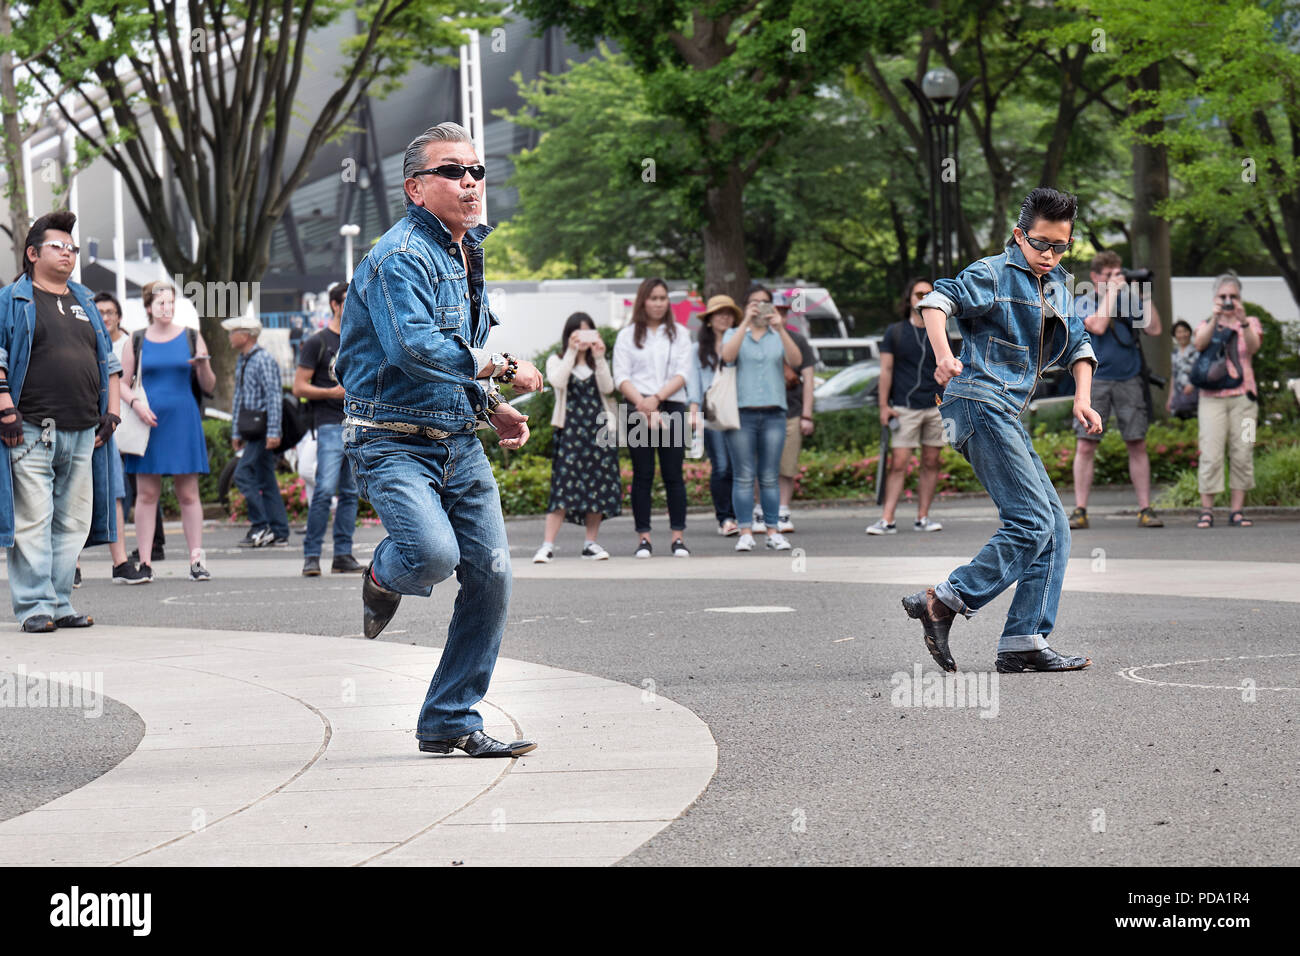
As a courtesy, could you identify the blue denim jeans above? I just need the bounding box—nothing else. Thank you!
[302,425,358,558]
[934,397,1069,653]
[725,407,786,529]
[345,426,511,741]
[234,438,289,539]
[8,422,94,623]
[702,427,735,525]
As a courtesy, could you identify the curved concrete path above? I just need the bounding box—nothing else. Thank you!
[0,626,716,867]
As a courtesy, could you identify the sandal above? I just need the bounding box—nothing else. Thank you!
[1229,510,1253,527]
[1196,510,1214,529]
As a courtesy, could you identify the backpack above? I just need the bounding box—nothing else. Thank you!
[1189,326,1244,391]
[279,394,309,449]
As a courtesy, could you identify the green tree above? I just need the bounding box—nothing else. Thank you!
[15,0,502,402]
[513,0,922,302]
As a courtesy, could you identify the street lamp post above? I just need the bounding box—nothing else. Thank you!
[903,68,978,281]
[339,223,360,282]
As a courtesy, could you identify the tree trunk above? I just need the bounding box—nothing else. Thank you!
[0,0,29,275]
[1129,64,1172,420]
[702,161,750,303]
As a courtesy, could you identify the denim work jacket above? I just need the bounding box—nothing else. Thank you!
[0,274,120,548]
[917,241,1096,416]
[336,205,500,433]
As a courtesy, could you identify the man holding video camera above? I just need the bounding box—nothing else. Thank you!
[1069,250,1164,529]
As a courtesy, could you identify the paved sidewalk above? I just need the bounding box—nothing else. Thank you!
[0,626,716,866]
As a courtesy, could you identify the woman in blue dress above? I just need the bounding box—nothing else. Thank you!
[120,281,216,581]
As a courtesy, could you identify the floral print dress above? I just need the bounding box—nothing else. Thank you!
[548,372,622,523]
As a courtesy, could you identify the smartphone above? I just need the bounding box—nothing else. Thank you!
[753,302,775,328]
[577,329,601,344]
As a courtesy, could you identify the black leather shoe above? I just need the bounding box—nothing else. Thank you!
[995,647,1092,673]
[21,615,56,633]
[362,564,401,639]
[902,588,958,672]
[418,730,537,758]
[53,614,94,628]
[331,554,364,573]
[302,556,321,577]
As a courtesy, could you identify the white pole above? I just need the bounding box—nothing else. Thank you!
[153,120,166,280]
[344,234,354,281]
[113,168,126,304]
[460,30,486,224]
[66,128,80,283]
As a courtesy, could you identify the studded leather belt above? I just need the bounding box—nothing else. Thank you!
[343,416,454,439]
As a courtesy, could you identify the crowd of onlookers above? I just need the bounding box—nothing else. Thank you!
[0,208,1277,635]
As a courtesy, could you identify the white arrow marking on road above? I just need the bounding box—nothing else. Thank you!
[704,606,795,614]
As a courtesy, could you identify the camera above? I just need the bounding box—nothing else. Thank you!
[1122,268,1153,282]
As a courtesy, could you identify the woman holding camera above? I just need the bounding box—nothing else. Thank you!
[533,312,621,563]
[1193,274,1262,528]
[720,295,803,552]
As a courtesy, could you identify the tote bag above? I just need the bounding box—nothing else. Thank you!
[116,343,152,457]
[703,364,740,431]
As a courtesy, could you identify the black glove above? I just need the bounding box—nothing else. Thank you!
[96,412,121,444]
[0,407,23,443]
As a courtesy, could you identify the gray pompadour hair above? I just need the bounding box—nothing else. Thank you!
[403,122,474,180]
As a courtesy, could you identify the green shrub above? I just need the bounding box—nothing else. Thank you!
[1158,443,1300,508]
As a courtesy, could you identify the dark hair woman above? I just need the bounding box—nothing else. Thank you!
[612,277,693,558]
[686,295,741,535]
[533,313,621,563]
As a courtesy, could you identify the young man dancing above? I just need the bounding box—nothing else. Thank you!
[902,187,1103,673]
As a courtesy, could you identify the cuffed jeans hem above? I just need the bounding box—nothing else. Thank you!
[935,579,975,619]
[415,725,483,742]
[997,632,1050,653]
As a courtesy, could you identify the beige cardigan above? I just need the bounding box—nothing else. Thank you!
[547,348,617,428]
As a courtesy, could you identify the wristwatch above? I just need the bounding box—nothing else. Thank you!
[489,353,507,377]
[483,384,505,413]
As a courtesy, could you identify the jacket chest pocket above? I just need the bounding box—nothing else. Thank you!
[433,305,466,330]
[985,336,1028,387]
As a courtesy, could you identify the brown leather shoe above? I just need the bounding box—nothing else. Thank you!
[901,588,958,672]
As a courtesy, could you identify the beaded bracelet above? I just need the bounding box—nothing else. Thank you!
[496,352,519,385]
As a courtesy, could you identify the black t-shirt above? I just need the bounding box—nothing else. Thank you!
[784,329,816,419]
[19,287,101,429]
[880,319,943,409]
[296,327,344,426]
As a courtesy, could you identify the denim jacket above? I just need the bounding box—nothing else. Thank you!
[0,274,120,548]
[917,240,1096,416]
[336,205,499,433]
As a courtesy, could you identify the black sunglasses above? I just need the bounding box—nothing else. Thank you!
[1022,233,1073,255]
[409,164,486,181]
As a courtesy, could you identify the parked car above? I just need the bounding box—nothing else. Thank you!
[813,360,881,412]
[808,337,880,373]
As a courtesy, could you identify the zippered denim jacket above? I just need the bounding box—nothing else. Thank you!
[0,275,121,548]
[336,205,499,434]
[917,241,1096,417]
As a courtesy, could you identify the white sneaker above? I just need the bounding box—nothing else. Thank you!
[581,542,610,560]
[914,516,943,532]
[766,532,792,551]
[735,533,755,552]
[777,512,795,533]
[634,538,653,559]
[532,544,554,564]
[751,510,766,533]
[718,519,740,536]
[865,519,898,535]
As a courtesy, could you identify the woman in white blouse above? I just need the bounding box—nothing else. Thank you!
[612,277,694,558]
[533,313,621,563]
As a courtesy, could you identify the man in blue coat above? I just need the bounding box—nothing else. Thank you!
[0,210,122,632]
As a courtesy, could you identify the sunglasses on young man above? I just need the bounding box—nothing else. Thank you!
[1022,233,1073,255]
[409,164,486,181]
[41,239,80,254]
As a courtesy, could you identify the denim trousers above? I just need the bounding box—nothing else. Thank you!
[234,438,289,539]
[702,427,735,524]
[725,407,786,528]
[302,424,358,557]
[934,397,1069,652]
[628,400,688,534]
[8,422,94,623]
[344,426,511,741]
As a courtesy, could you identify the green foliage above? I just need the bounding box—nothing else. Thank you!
[1245,300,1300,423]
[1159,443,1300,508]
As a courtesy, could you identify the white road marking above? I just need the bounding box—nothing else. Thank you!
[704,606,795,614]
[1117,651,1300,692]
